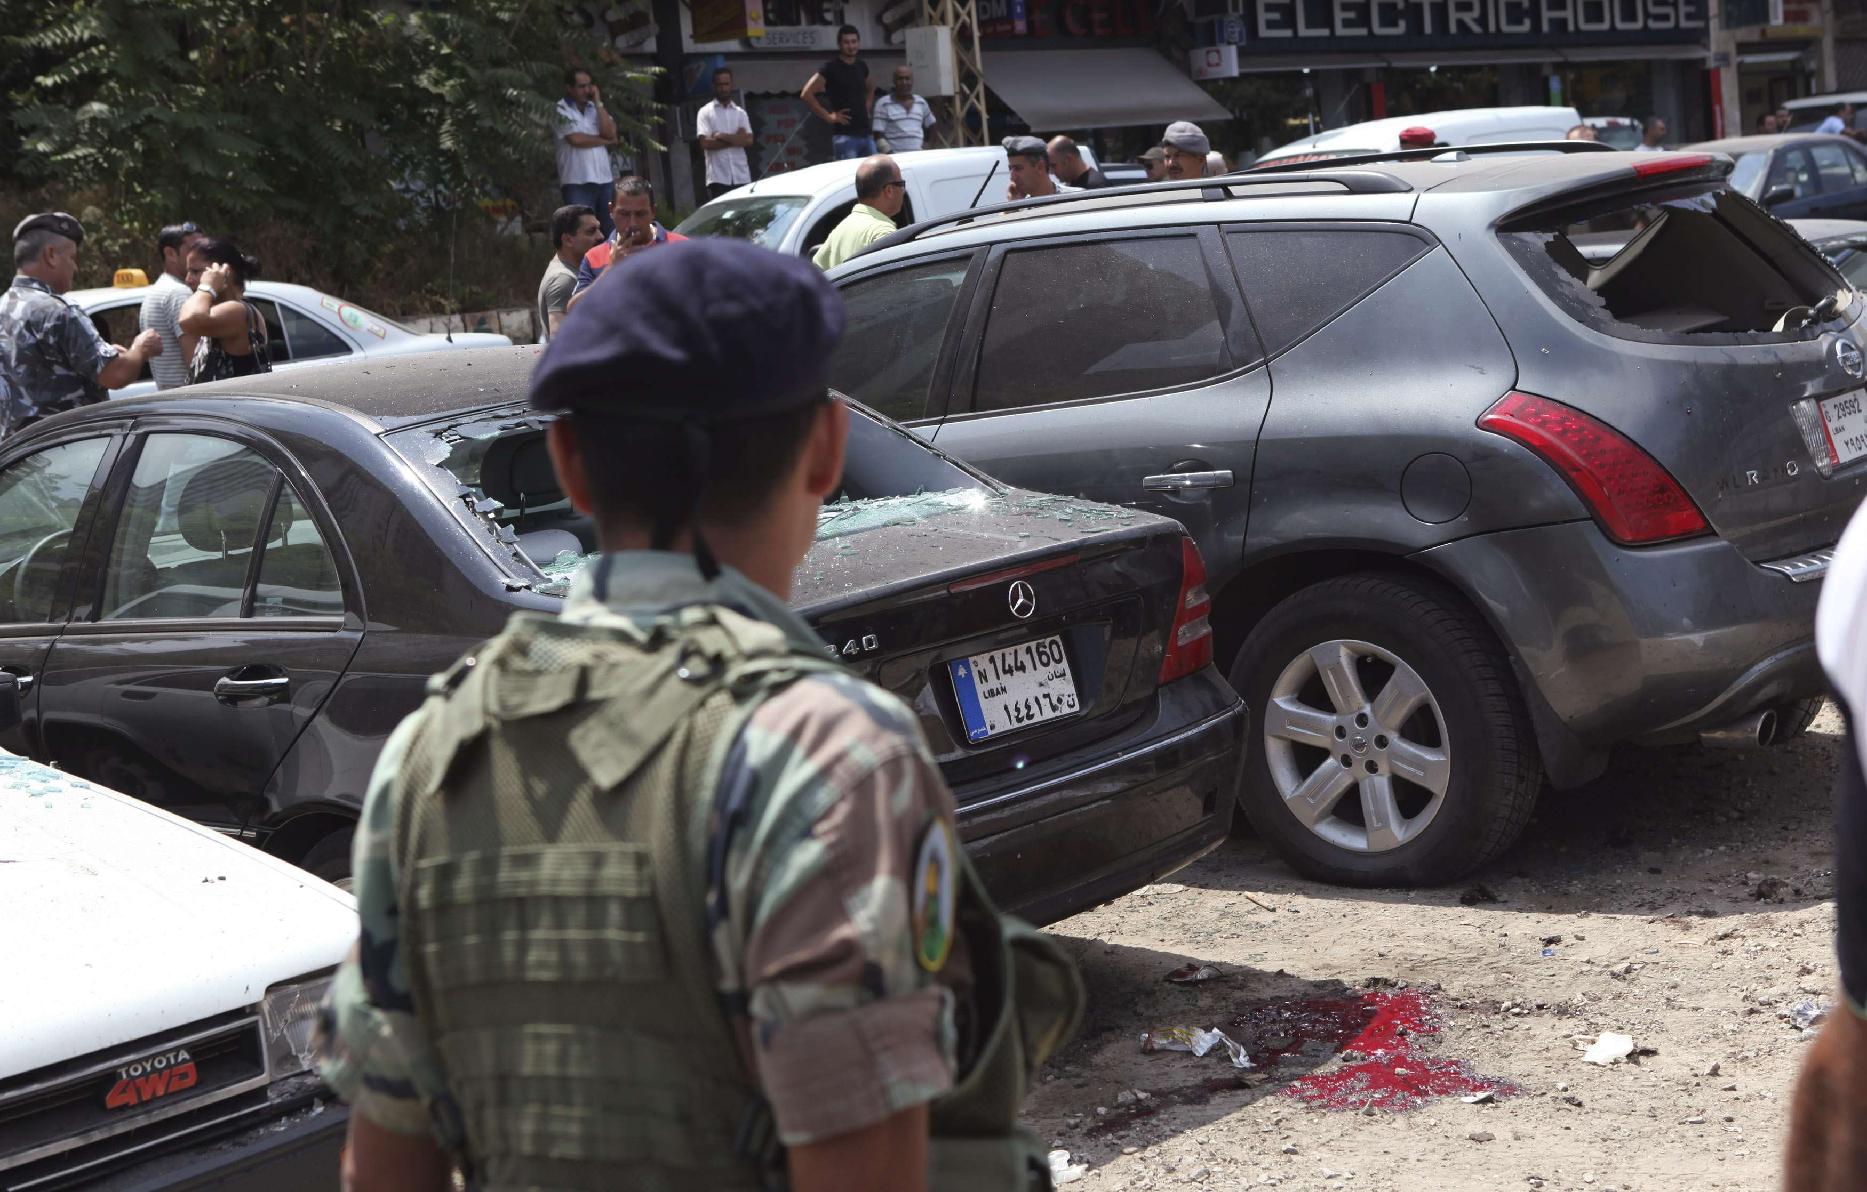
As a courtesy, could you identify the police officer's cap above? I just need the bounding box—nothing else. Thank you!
[13,212,84,247]
[1002,135,1048,159]
[529,238,846,420]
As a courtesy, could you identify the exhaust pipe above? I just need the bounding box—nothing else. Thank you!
[1700,709,1779,750]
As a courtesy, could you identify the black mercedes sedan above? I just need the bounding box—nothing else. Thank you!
[0,347,1243,925]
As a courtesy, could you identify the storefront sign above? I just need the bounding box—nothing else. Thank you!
[693,0,766,42]
[1192,44,1241,77]
[982,0,1156,39]
[1240,0,1706,48]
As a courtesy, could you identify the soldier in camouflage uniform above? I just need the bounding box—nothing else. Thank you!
[2,213,164,434]
[318,239,1081,1191]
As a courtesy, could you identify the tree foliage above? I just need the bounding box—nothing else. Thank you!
[0,0,657,301]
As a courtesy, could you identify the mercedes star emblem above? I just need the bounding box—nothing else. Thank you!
[1007,580,1038,620]
[1839,340,1865,380]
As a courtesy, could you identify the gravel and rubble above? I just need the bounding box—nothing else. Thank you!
[1026,705,1849,1191]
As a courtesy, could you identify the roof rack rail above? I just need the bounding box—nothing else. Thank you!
[1243,139,1619,174]
[861,168,1413,256]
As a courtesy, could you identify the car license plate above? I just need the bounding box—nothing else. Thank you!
[1820,389,1867,468]
[948,636,1079,743]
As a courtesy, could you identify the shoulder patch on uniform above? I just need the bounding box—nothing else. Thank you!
[912,818,958,973]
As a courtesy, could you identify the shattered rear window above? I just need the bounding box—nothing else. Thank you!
[385,402,994,597]
[1499,187,1854,344]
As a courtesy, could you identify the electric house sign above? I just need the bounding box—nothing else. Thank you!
[1238,0,1705,48]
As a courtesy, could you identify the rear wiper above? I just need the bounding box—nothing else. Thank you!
[1795,293,1842,330]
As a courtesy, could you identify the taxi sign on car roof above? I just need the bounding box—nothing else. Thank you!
[112,268,148,288]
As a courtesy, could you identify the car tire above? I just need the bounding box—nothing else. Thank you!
[1769,696,1825,744]
[1228,573,1543,888]
[300,829,355,891]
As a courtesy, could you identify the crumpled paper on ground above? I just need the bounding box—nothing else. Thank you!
[1141,1025,1253,1069]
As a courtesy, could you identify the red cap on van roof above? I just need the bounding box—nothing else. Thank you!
[1398,126,1437,148]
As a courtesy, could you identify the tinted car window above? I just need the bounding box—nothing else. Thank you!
[101,434,276,621]
[828,257,971,422]
[254,483,343,616]
[0,438,110,622]
[1766,147,1817,203]
[1812,143,1862,192]
[972,237,1228,412]
[280,304,352,361]
[1226,228,1428,357]
[248,298,289,365]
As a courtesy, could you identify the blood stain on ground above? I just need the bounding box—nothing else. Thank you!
[1229,988,1519,1112]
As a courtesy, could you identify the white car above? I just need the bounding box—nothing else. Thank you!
[676,144,1119,258]
[1256,105,1584,165]
[0,745,354,1187]
[73,279,512,399]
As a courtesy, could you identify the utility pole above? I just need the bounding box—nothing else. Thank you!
[652,0,697,213]
[920,0,987,146]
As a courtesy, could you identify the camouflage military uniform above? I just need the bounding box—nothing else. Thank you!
[0,276,117,429]
[318,553,962,1165]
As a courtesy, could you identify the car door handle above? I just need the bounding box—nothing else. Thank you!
[2,672,34,693]
[214,674,290,705]
[1143,470,1234,492]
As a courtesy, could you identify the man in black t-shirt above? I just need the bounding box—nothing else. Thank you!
[802,25,877,161]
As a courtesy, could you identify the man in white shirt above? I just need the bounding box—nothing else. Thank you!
[873,66,936,154]
[138,220,204,390]
[1818,102,1858,138]
[695,68,755,200]
[1632,115,1668,152]
[556,68,620,236]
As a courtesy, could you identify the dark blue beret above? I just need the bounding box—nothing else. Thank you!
[529,237,846,419]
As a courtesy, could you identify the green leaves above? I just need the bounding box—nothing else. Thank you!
[2,0,657,305]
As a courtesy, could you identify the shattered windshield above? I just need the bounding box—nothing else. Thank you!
[385,401,993,596]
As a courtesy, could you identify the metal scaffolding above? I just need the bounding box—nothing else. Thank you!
[920,0,988,146]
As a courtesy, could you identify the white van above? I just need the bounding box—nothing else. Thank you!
[1255,105,1583,165]
[677,144,1112,257]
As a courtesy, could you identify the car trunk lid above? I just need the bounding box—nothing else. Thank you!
[1494,170,1867,563]
[799,489,1191,798]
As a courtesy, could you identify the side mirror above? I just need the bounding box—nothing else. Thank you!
[1764,184,1797,208]
[0,673,23,736]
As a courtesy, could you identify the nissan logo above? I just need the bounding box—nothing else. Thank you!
[1007,580,1037,620]
[1838,340,1865,380]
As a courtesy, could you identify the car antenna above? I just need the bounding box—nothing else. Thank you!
[446,208,458,343]
[967,158,1001,211]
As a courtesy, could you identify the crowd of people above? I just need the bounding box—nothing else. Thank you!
[0,213,272,434]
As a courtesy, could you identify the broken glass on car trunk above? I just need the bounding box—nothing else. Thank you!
[1501,188,1854,344]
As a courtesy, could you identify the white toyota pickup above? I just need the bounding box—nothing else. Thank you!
[0,751,354,1191]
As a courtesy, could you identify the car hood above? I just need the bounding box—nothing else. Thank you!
[796,486,1170,613]
[0,756,355,1079]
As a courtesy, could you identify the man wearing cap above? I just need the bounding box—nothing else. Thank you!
[317,238,1081,1192]
[138,221,205,389]
[811,154,905,271]
[1140,146,1169,182]
[1161,121,1210,180]
[2,213,163,434]
[1003,135,1077,201]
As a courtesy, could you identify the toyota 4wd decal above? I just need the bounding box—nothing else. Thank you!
[105,1047,198,1109]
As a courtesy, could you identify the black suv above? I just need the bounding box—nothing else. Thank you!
[823,146,1862,886]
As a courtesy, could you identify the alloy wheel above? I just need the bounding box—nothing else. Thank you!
[1262,638,1451,854]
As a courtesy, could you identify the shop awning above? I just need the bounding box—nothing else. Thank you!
[983,48,1232,132]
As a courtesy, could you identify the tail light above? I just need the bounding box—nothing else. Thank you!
[1478,391,1708,545]
[1159,536,1214,684]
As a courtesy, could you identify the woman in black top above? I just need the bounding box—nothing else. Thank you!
[178,238,272,384]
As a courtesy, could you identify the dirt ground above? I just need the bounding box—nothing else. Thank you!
[1031,705,1849,1192]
